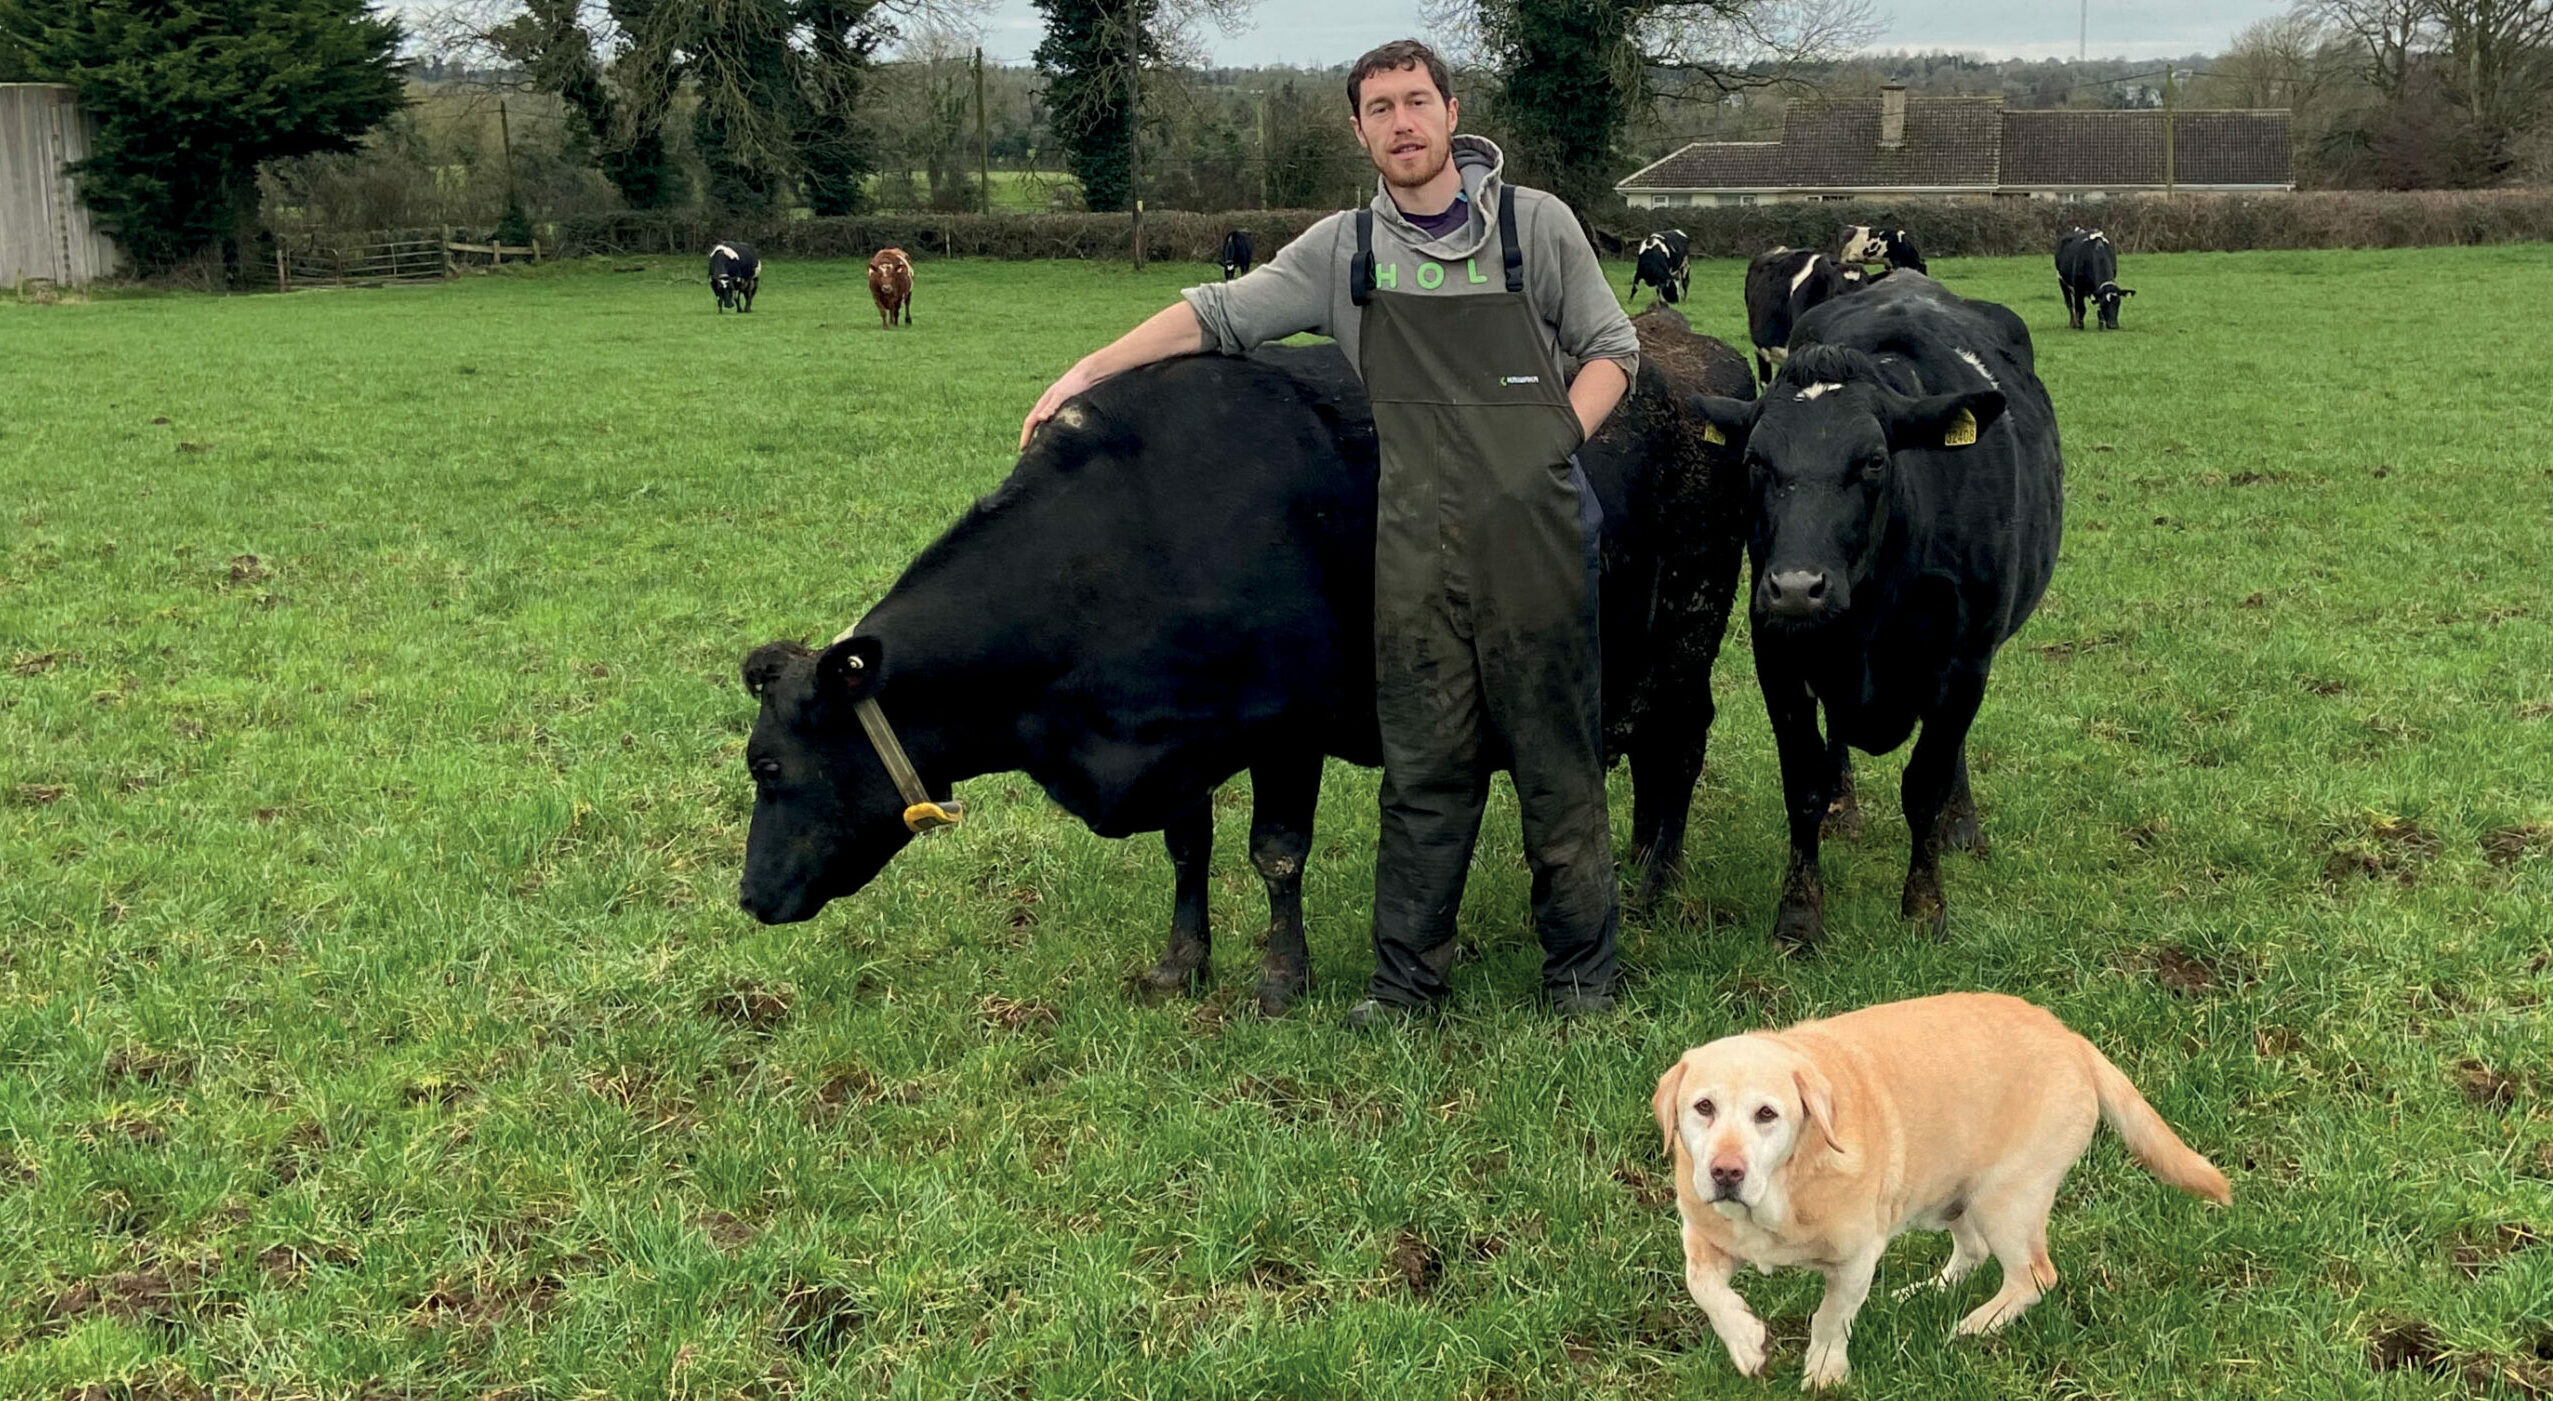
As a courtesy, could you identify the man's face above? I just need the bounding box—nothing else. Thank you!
[1350,64,1457,191]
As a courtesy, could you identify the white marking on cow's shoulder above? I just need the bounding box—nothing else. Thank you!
[1788,257,1824,297]
[1953,348,1999,388]
[711,243,738,261]
[1639,233,1668,255]
[2090,229,2109,243]
[1054,405,1090,431]
[1794,381,1843,401]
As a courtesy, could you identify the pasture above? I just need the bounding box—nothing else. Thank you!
[3,245,2550,1398]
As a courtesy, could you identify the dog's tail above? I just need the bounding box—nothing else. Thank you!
[2086,1041,2232,1205]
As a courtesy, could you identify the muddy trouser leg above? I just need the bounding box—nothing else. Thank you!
[1367,589,1492,1007]
[1478,461,1618,999]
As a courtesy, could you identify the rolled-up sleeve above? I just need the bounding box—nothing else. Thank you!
[1531,197,1639,383]
[1181,215,1344,355]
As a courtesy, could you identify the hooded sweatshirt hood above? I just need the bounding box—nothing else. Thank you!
[1369,134,1507,261]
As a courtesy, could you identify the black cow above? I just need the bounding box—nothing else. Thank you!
[709,241,760,313]
[1219,230,1255,281]
[1690,272,2062,946]
[1839,225,1927,276]
[2056,227,2135,330]
[1744,247,1859,385]
[738,312,1753,1014]
[1628,229,1692,307]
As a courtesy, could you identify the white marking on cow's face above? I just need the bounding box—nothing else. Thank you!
[1953,348,1999,388]
[1765,346,1790,367]
[1794,381,1844,401]
[1839,226,1882,262]
[1788,258,1823,297]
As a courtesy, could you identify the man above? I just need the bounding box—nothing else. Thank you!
[1019,39,1638,1023]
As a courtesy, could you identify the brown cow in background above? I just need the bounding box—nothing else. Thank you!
[868,248,913,329]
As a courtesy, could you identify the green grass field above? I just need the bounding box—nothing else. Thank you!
[4,246,2550,1399]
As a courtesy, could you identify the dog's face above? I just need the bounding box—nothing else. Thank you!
[1653,1037,1845,1215]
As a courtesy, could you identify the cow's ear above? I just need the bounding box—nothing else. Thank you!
[1690,395,1760,449]
[742,640,814,698]
[2118,286,2137,297]
[816,635,886,702]
[1887,390,2004,452]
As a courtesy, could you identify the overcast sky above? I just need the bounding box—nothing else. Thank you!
[967,0,2293,66]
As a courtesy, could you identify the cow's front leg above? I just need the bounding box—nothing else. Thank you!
[1899,665,1989,934]
[1759,663,1832,945]
[1247,754,1322,1016]
[1141,797,1214,994]
[1820,727,1862,839]
[1627,702,1712,912]
[1800,1246,1881,1390]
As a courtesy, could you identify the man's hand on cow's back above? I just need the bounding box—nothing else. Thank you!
[1020,301,1215,450]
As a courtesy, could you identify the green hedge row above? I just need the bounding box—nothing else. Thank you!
[546,188,2553,265]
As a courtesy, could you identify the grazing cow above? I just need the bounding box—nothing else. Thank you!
[1743,247,1859,384]
[1628,229,1692,307]
[2056,227,2135,330]
[708,241,760,313]
[1689,272,2062,946]
[867,247,914,328]
[737,311,1753,1014]
[1839,225,1927,276]
[1219,230,1255,281]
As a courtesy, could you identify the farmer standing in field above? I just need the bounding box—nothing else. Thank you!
[1019,39,1638,1024]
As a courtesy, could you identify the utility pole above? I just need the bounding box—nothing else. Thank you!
[498,96,518,203]
[2162,66,2176,194]
[974,46,991,215]
[1125,1,1145,271]
[1257,88,1270,210]
[2079,0,2086,62]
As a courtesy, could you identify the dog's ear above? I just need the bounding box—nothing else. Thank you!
[1794,1061,1850,1159]
[1653,1057,1690,1160]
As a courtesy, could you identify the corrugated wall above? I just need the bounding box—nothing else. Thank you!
[0,83,123,285]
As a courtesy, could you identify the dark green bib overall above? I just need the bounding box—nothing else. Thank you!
[1351,196,1619,1006]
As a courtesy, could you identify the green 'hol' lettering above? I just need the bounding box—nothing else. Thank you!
[1417,261,1445,290]
[1466,259,1488,284]
[1373,261,1398,290]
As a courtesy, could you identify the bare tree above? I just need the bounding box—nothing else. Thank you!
[2309,0,2433,97]
[2425,0,2553,171]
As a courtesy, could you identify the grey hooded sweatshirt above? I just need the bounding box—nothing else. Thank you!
[1181,134,1638,385]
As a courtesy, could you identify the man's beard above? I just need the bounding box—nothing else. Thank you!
[1375,139,1450,192]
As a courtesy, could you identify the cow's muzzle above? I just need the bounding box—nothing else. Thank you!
[1760,568,1843,622]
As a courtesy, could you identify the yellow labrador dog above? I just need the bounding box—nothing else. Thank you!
[1651,992,2230,1389]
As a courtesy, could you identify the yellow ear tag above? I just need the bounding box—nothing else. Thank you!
[903,800,965,833]
[1702,422,1727,445]
[1941,408,1978,448]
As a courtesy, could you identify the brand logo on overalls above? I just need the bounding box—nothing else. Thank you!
[1500,375,1541,386]
[1370,259,1496,292]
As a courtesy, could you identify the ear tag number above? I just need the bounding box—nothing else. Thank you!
[1942,408,1978,447]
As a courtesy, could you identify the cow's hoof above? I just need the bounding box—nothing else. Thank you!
[1254,974,1306,1017]
[1901,880,1947,934]
[1821,795,1864,840]
[1138,942,1210,998]
[1772,902,1824,948]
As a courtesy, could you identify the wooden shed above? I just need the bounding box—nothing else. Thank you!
[1,83,123,286]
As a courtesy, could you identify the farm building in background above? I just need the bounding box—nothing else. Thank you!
[1,84,122,286]
[1617,84,2292,207]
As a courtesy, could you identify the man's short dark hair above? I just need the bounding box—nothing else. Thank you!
[1348,39,1453,113]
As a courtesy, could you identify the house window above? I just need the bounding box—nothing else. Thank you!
[1737,194,1759,206]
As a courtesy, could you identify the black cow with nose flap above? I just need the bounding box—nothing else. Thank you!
[2056,227,2135,330]
[1689,272,2063,945]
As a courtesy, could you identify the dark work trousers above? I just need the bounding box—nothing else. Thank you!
[1351,204,1620,1007]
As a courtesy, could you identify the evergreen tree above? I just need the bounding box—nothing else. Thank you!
[0,0,405,279]
[1033,0,1162,212]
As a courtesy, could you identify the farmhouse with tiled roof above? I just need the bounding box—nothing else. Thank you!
[1617,84,2292,207]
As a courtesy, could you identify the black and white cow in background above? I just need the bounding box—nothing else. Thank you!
[1219,230,1255,281]
[1840,224,1927,276]
[1690,271,2063,946]
[2056,227,2135,330]
[1628,229,1692,307]
[709,241,761,313]
[1744,246,1860,384]
[736,310,1755,1015]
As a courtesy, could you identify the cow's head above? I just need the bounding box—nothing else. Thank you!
[712,275,740,311]
[1692,345,2004,629]
[736,636,917,923]
[2094,280,2135,330]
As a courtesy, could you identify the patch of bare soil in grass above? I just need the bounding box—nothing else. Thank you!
[2322,814,2440,888]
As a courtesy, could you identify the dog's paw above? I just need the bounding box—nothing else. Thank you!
[1719,1315,1770,1377]
[1799,1341,1851,1390]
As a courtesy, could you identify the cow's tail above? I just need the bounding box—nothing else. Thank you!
[2086,1040,2231,1204]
